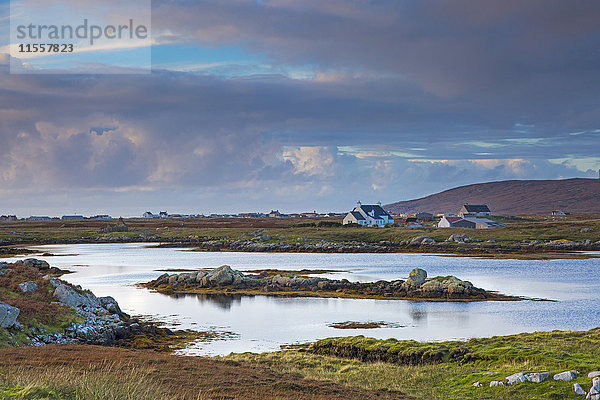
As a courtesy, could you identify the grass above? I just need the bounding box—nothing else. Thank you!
[224,328,600,400]
[0,345,397,400]
[328,321,402,329]
[0,215,599,251]
[0,362,185,400]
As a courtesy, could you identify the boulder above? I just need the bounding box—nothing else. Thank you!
[419,279,444,293]
[445,278,474,296]
[18,281,38,293]
[490,380,504,387]
[53,284,101,308]
[554,370,579,381]
[446,233,481,243]
[588,372,600,379]
[407,268,427,286]
[98,296,126,317]
[447,233,468,243]
[506,372,527,385]
[410,236,432,246]
[22,258,50,270]
[525,372,549,383]
[574,383,586,395]
[581,228,593,233]
[194,271,208,283]
[0,301,20,328]
[42,275,61,287]
[206,265,243,286]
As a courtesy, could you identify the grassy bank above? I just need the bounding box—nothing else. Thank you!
[0,345,406,400]
[225,328,600,400]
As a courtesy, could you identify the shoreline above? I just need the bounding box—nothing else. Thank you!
[2,238,600,260]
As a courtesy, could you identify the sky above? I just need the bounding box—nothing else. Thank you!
[1,0,599,217]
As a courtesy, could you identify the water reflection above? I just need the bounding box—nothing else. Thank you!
[408,303,428,324]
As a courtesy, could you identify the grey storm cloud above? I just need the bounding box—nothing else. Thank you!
[1,1,599,214]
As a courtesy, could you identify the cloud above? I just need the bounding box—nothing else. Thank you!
[281,146,334,177]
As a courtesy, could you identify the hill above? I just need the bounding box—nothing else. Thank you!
[384,178,600,215]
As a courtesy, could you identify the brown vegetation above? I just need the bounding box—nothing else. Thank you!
[0,264,75,326]
[0,345,412,400]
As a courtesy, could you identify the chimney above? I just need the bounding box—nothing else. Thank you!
[357,201,361,207]
[377,201,381,206]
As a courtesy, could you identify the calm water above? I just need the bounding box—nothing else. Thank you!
[3,244,600,355]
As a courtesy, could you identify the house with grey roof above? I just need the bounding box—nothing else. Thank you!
[459,204,491,217]
[343,201,394,226]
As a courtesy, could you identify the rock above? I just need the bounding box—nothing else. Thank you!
[0,301,20,328]
[407,268,427,286]
[490,380,504,387]
[574,383,586,395]
[581,228,593,233]
[98,296,127,317]
[447,233,468,243]
[271,275,293,287]
[53,284,101,308]
[207,265,237,285]
[446,233,482,243]
[194,271,208,283]
[525,372,549,383]
[506,372,527,385]
[410,236,431,246]
[420,279,444,293]
[589,372,600,379]
[592,376,600,391]
[22,258,50,270]
[473,381,482,387]
[42,275,61,287]
[18,281,38,293]
[554,370,579,381]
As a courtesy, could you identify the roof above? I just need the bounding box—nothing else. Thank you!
[462,204,491,213]
[358,204,391,219]
[463,217,505,228]
[445,216,463,223]
[349,211,365,221]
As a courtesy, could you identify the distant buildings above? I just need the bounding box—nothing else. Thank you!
[438,204,504,229]
[61,215,84,221]
[0,215,17,221]
[343,201,394,227]
[26,216,52,221]
[90,215,112,220]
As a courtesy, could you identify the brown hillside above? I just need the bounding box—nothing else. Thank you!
[385,178,600,215]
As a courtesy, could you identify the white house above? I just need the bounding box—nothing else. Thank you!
[459,204,491,217]
[343,201,394,226]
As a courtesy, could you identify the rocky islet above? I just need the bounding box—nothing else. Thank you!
[144,265,521,301]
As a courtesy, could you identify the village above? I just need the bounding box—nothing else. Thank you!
[1,201,571,231]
